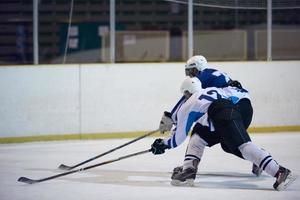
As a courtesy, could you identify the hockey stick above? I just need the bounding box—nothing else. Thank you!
[58,129,159,170]
[18,149,151,184]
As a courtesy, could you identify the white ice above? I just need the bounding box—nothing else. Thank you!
[0,132,299,200]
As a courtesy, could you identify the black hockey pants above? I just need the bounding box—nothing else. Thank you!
[192,98,253,159]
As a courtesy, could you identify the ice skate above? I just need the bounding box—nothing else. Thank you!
[252,163,263,177]
[171,166,183,179]
[273,166,297,191]
[171,167,196,187]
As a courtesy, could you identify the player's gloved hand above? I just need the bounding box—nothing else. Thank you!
[151,139,170,155]
[159,111,173,134]
[228,80,243,89]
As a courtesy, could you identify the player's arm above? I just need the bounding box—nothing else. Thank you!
[227,79,243,89]
[152,103,204,154]
[164,103,204,149]
[151,105,191,155]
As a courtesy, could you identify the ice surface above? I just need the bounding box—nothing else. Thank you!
[0,133,299,200]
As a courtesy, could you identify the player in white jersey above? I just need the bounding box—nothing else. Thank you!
[150,77,296,190]
[159,55,261,177]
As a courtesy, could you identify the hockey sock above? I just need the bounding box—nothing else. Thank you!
[183,134,207,170]
[239,142,279,177]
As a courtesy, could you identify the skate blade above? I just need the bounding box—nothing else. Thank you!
[171,179,194,187]
[275,173,297,191]
[252,165,263,177]
[252,168,263,177]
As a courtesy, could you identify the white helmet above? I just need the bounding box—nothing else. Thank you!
[185,55,208,71]
[180,77,202,94]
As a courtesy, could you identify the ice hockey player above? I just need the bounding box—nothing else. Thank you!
[159,55,262,176]
[151,77,297,191]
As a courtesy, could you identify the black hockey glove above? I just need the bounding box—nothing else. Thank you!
[151,139,170,155]
[228,80,243,89]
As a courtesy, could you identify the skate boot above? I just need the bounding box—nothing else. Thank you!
[252,163,263,177]
[273,166,297,191]
[171,167,197,186]
[171,166,183,179]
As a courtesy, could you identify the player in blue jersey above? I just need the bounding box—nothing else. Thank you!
[185,55,243,89]
[159,55,262,177]
[151,77,296,190]
[160,55,245,131]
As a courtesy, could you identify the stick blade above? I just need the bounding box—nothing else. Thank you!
[18,177,38,184]
[58,164,73,170]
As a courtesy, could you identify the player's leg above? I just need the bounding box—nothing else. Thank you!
[171,124,219,186]
[209,98,262,175]
[208,99,251,154]
[208,99,296,190]
[239,142,297,190]
[236,99,262,176]
[171,134,204,186]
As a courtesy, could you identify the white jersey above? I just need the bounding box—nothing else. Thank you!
[164,86,250,149]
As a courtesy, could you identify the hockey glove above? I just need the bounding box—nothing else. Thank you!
[159,111,173,134]
[151,139,170,155]
[228,80,243,89]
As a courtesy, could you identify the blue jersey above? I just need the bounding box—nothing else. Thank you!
[198,68,230,88]
[170,68,231,121]
[164,86,250,149]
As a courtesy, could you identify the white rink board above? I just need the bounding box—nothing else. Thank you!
[0,133,299,200]
[0,61,300,137]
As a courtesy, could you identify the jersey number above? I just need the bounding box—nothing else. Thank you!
[198,90,221,102]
